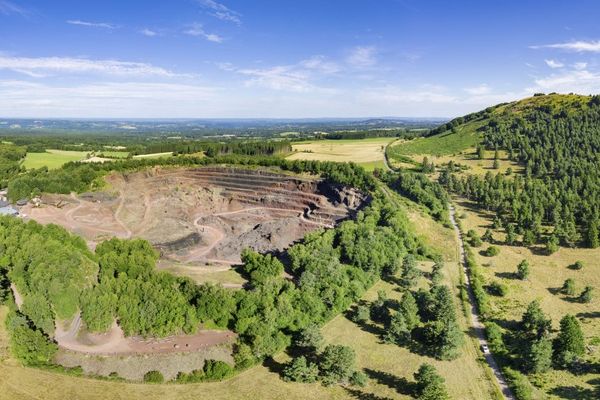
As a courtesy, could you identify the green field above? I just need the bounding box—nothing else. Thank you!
[287,137,395,170]
[22,150,90,170]
[388,122,482,158]
[132,152,173,159]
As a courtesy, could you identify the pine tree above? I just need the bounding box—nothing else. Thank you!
[525,337,553,373]
[553,315,585,368]
[400,291,420,330]
[516,260,530,280]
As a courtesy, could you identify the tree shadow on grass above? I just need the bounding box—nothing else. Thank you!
[495,271,516,280]
[344,388,394,400]
[262,356,286,376]
[364,368,416,397]
[576,311,600,319]
[550,385,599,400]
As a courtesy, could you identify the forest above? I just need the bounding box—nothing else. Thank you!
[440,95,600,248]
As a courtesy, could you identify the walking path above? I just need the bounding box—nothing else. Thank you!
[383,140,513,399]
[448,204,515,400]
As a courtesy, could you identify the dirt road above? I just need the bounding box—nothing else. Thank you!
[448,204,515,400]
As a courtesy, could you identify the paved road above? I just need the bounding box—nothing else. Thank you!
[448,204,515,400]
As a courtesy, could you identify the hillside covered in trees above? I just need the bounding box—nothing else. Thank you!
[436,93,600,248]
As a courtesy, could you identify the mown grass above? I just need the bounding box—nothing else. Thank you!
[287,137,394,165]
[132,152,174,159]
[454,198,600,398]
[22,150,90,170]
[388,121,482,158]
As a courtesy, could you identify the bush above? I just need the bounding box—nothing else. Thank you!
[571,260,584,270]
[349,370,368,387]
[504,367,533,400]
[488,281,508,297]
[579,286,594,304]
[203,360,234,381]
[483,246,500,257]
[561,278,576,296]
[143,370,164,383]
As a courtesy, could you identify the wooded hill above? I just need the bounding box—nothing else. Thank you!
[436,93,600,249]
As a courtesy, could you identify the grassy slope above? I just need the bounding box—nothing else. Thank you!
[388,93,594,160]
[0,201,499,400]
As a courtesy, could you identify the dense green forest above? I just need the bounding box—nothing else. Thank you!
[439,94,600,248]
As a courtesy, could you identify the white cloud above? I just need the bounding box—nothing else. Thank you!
[0,1,28,16]
[196,0,241,25]
[67,20,116,29]
[464,84,491,95]
[299,56,340,74]
[527,67,600,94]
[184,23,223,43]
[0,80,220,117]
[236,66,314,92]
[140,28,158,37]
[573,62,587,70]
[0,56,184,77]
[347,46,377,67]
[531,40,600,53]
[545,59,564,68]
[221,56,340,92]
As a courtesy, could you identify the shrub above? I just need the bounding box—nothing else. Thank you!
[571,260,584,270]
[203,360,234,381]
[561,278,576,296]
[143,370,164,383]
[579,286,594,304]
[483,246,499,257]
[488,281,508,297]
[349,370,368,387]
[504,367,533,400]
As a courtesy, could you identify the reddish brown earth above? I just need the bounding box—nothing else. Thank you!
[23,166,366,266]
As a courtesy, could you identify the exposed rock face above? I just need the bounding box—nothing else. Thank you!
[24,167,368,265]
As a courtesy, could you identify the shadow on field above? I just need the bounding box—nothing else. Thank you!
[550,384,600,400]
[263,357,286,375]
[364,368,416,397]
[495,271,516,280]
[344,388,393,400]
[576,311,600,319]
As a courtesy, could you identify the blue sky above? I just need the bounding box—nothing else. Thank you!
[1,0,599,118]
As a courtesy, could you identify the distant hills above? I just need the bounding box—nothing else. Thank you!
[0,117,446,137]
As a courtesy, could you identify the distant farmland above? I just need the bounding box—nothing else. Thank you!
[287,137,395,171]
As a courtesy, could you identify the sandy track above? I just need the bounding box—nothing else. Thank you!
[54,313,235,356]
